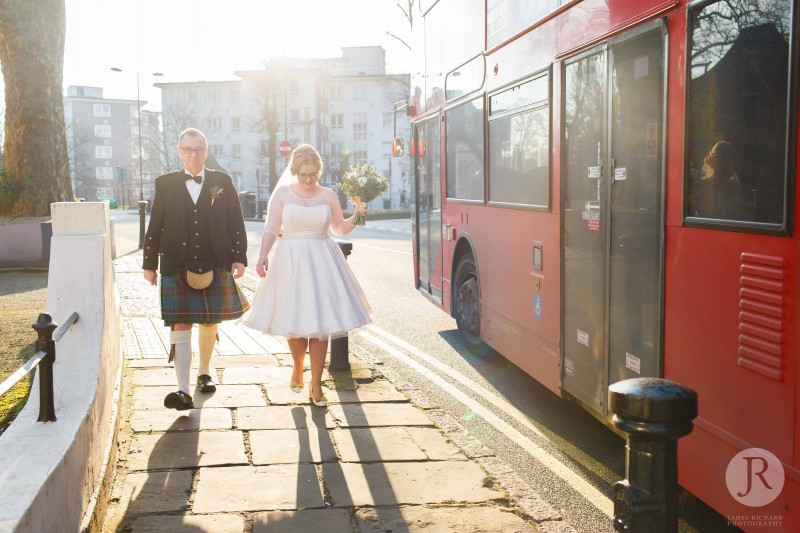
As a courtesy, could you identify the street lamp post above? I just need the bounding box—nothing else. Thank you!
[110,68,163,202]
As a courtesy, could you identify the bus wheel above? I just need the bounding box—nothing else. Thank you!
[454,253,484,349]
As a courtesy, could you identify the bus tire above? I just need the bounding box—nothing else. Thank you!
[454,253,486,350]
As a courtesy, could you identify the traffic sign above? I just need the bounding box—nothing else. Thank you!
[279,140,292,157]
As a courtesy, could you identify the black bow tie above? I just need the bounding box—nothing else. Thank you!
[186,175,202,184]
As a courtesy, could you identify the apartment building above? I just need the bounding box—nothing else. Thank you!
[63,85,160,204]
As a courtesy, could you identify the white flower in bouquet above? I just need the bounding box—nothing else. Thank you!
[338,163,389,225]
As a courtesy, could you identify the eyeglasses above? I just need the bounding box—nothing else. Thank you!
[180,147,207,155]
[298,172,319,181]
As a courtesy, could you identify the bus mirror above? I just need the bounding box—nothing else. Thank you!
[392,138,405,157]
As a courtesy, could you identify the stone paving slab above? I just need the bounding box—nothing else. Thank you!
[117,471,192,514]
[192,465,324,513]
[250,429,338,464]
[133,385,267,409]
[265,384,330,405]
[222,365,292,385]
[324,379,410,404]
[131,514,244,533]
[333,427,428,462]
[405,426,468,461]
[328,403,436,427]
[129,407,233,433]
[237,406,337,430]
[355,505,536,532]
[126,430,247,471]
[252,508,353,533]
[324,461,503,507]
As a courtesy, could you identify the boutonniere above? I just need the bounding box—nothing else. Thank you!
[210,186,224,207]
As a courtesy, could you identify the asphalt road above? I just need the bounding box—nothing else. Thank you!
[112,210,736,532]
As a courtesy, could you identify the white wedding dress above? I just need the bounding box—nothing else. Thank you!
[240,185,372,339]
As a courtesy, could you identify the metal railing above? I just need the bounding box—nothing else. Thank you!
[0,312,79,422]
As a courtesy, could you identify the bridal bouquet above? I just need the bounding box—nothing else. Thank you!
[338,163,389,225]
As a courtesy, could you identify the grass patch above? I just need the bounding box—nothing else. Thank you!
[0,270,47,436]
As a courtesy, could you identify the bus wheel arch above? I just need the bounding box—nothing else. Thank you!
[452,242,485,349]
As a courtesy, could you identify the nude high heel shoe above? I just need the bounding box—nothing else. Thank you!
[309,385,327,407]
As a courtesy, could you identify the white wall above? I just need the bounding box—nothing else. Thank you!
[0,203,122,532]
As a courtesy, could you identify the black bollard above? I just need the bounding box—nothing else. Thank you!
[138,200,148,249]
[609,378,698,533]
[32,313,58,422]
[329,240,353,371]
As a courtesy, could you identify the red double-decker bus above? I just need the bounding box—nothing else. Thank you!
[401,0,798,529]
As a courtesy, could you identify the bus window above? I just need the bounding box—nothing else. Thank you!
[488,73,550,208]
[445,54,485,101]
[446,96,485,201]
[685,0,792,228]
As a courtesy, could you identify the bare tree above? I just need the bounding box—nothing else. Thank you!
[386,0,416,51]
[0,0,73,216]
[151,95,203,174]
[249,63,285,194]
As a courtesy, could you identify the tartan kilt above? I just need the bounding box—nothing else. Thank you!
[161,269,250,325]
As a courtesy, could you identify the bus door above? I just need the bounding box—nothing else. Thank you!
[414,115,443,300]
[562,24,665,414]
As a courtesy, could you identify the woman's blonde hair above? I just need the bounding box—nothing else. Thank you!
[290,144,323,176]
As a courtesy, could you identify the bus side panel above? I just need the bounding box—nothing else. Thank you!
[442,202,488,315]
[483,207,562,393]
[665,226,798,526]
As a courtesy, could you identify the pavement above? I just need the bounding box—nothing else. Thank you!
[102,252,546,532]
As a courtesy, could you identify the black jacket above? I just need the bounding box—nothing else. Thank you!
[142,169,248,274]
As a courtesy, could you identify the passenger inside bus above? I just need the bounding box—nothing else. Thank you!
[688,141,746,221]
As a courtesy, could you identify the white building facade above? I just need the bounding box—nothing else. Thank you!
[156,46,411,212]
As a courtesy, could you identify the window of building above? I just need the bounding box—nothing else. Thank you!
[353,113,368,142]
[353,149,368,163]
[210,117,222,130]
[331,114,344,129]
[289,80,299,94]
[353,86,367,100]
[210,145,223,156]
[447,96,485,201]
[231,89,239,103]
[232,118,240,131]
[232,144,241,158]
[330,142,344,156]
[290,109,300,124]
[94,125,112,138]
[382,112,393,129]
[93,104,110,117]
[685,0,791,228]
[488,73,549,207]
[96,166,113,180]
[95,145,112,159]
[330,85,343,100]
[382,142,393,157]
[209,90,221,102]
[260,140,268,155]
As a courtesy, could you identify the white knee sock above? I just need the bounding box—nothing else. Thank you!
[198,324,218,376]
[171,329,192,394]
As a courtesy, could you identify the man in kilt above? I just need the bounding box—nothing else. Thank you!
[143,127,249,410]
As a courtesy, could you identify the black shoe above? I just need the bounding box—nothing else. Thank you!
[196,373,217,393]
[164,390,194,411]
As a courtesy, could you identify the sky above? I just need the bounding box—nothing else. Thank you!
[61,0,414,111]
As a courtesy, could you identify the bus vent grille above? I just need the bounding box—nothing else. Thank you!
[738,252,788,381]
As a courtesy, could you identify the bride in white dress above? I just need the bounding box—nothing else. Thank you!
[240,144,371,406]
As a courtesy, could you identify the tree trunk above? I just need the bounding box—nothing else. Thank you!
[0,0,73,216]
